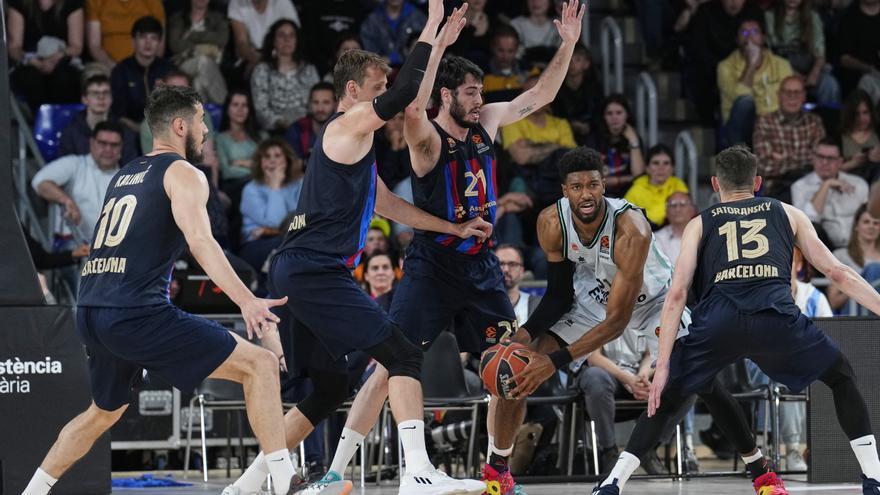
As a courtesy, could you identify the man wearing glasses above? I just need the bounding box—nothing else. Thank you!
[792,137,869,249]
[497,244,542,326]
[654,192,697,264]
[753,75,826,201]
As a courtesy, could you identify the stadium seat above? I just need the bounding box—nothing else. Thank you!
[33,103,85,162]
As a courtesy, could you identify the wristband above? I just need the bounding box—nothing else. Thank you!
[549,348,573,370]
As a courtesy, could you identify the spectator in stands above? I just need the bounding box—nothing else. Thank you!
[363,252,396,301]
[239,138,303,271]
[450,0,494,68]
[365,225,392,258]
[765,0,841,105]
[496,244,541,326]
[483,26,531,98]
[655,192,697,267]
[510,0,561,65]
[300,1,366,76]
[7,0,84,111]
[502,75,577,205]
[285,82,337,161]
[110,16,172,131]
[840,89,880,181]
[251,19,320,133]
[717,18,793,147]
[217,89,263,187]
[86,0,164,68]
[828,204,880,310]
[633,0,676,69]
[59,74,139,164]
[683,0,763,124]
[322,32,362,83]
[624,144,689,228]
[31,121,123,258]
[552,43,602,145]
[228,0,300,77]
[837,0,880,100]
[359,0,426,67]
[374,112,412,197]
[586,93,645,198]
[792,137,869,248]
[167,0,229,105]
[753,75,825,200]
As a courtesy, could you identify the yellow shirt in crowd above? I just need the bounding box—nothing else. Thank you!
[717,48,793,122]
[501,114,577,150]
[624,175,689,226]
[86,0,166,63]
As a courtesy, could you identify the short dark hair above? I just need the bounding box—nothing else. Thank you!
[82,74,110,95]
[310,81,337,99]
[840,89,876,135]
[163,67,191,86]
[433,55,485,104]
[558,146,604,183]
[491,25,520,46]
[715,145,758,191]
[815,136,842,154]
[332,49,391,98]
[646,143,674,164]
[91,120,124,140]
[131,16,163,37]
[145,85,203,136]
[495,243,525,264]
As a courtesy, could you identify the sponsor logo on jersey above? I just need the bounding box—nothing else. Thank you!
[599,235,610,256]
[485,326,497,343]
[454,204,467,220]
[571,243,579,252]
[655,326,661,337]
[447,137,457,150]
[287,213,306,231]
[472,133,491,154]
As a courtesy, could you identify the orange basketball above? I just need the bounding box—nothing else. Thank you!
[479,342,530,399]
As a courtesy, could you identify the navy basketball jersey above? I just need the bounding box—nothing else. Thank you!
[78,153,187,307]
[411,121,498,255]
[278,112,377,267]
[693,197,796,313]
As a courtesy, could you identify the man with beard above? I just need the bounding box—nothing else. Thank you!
[285,82,338,161]
[225,3,491,495]
[22,85,299,495]
[304,3,586,494]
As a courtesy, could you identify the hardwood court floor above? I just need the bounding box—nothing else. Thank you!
[111,476,865,494]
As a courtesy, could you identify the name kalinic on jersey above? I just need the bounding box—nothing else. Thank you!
[277,112,378,267]
[694,197,796,313]
[411,121,498,255]
[77,153,187,308]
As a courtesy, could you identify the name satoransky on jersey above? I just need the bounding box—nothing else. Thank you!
[710,201,772,217]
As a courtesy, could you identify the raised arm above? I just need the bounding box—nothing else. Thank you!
[165,162,286,337]
[648,215,702,416]
[785,203,880,315]
[404,5,468,177]
[479,1,585,139]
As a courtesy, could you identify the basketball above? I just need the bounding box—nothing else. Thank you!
[479,342,531,399]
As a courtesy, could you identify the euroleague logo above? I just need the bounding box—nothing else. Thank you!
[599,235,610,256]
[485,326,497,343]
[472,133,491,154]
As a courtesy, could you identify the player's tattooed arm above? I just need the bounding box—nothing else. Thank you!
[478,1,585,140]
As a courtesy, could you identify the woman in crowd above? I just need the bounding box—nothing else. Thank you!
[7,0,84,111]
[765,0,840,105]
[167,0,229,104]
[239,138,304,271]
[839,89,880,181]
[217,89,263,189]
[251,19,319,133]
[828,204,880,311]
[587,93,645,197]
[624,143,689,228]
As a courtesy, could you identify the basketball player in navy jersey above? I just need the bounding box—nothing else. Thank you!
[593,145,880,495]
[299,3,586,495]
[21,85,302,495]
[225,3,489,495]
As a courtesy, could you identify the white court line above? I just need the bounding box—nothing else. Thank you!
[785,484,861,491]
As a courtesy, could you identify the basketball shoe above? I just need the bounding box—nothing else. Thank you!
[863,475,880,494]
[292,471,352,495]
[481,464,527,495]
[221,474,314,495]
[398,467,486,495]
[753,472,789,495]
[590,479,620,494]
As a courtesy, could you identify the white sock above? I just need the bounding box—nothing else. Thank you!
[22,468,56,495]
[742,449,763,464]
[398,419,432,474]
[851,435,880,480]
[329,427,365,476]
[234,451,269,492]
[600,451,640,490]
[265,448,296,494]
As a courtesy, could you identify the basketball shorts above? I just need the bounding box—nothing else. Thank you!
[76,304,237,411]
[390,239,517,353]
[269,248,394,377]
[549,292,691,359]
[667,294,840,395]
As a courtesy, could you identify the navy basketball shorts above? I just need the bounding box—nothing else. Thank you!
[76,304,237,411]
[390,239,517,353]
[269,248,395,377]
[667,294,840,396]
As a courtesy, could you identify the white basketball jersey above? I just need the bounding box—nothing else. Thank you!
[556,196,674,310]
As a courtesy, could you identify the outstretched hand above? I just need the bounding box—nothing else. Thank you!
[454,216,493,241]
[435,3,469,48]
[426,0,446,25]
[554,1,586,44]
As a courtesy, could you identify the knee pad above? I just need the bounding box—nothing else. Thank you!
[366,325,423,381]
[296,371,349,426]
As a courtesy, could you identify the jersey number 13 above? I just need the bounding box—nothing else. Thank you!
[718,219,769,262]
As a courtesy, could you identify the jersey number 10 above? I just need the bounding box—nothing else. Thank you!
[718,219,769,262]
[93,195,138,249]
